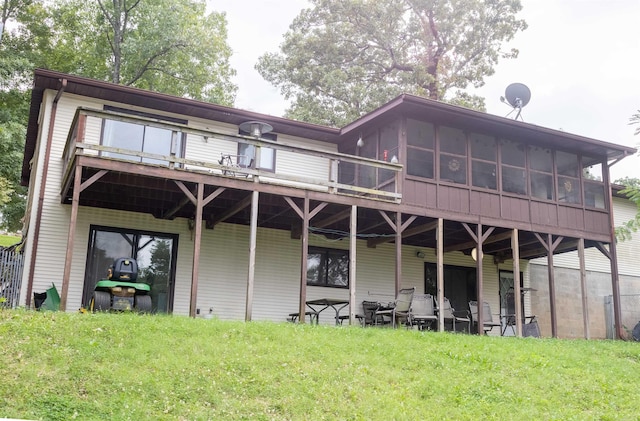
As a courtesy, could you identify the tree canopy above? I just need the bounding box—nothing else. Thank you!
[257,0,527,127]
[615,111,640,241]
[0,0,238,231]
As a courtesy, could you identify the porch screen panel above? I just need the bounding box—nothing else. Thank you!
[583,160,605,208]
[439,126,467,185]
[357,133,377,188]
[501,139,526,195]
[471,133,497,190]
[529,146,554,200]
[406,119,434,179]
[556,151,581,204]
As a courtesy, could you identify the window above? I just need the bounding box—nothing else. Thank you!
[406,119,434,179]
[238,130,277,172]
[307,247,349,288]
[101,106,185,166]
[529,146,554,200]
[501,139,526,195]
[471,133,497,190]
[439,126,467,184]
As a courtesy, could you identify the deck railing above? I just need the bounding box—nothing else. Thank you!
[61,108,402,202]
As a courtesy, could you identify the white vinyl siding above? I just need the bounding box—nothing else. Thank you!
[20,91,523,327]
[530,196,638,276]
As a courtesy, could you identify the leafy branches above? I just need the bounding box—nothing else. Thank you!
[258,0,527,126]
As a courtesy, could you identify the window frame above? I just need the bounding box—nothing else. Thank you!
[306,246,350,289]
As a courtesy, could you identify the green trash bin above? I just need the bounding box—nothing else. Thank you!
[35,283,60,311]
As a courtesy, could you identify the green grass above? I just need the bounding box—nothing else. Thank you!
[0,234,21,247]
[1,310,639,420]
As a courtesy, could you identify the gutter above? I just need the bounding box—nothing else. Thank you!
[25,78,67,307]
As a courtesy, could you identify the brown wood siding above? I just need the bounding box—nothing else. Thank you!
[584,209,611,236]
[558,206,585,231]
[437,185,470,214]
[470,191,500,219]
[501,196,530,223]
[404,179,437,208]
[530,201,558,226]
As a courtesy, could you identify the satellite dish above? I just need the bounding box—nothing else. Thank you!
[500,83,531,120]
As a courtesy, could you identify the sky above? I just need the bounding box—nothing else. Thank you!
[210,0,640,181]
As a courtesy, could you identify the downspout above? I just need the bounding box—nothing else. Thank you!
[25,78,67,307]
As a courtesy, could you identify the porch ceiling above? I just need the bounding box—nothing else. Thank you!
[65,166,589,262]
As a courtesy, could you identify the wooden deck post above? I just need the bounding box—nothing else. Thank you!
[245,190,259,321]
[437,218,444,332]
[299,197,310,323]
[349,205,357,324]
[189,182,204,318]
[511,229,522,337]
[578,238,590,339]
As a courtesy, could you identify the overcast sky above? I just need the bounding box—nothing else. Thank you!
[210,0,639,180]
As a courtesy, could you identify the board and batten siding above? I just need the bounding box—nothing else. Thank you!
[530,196,639,276]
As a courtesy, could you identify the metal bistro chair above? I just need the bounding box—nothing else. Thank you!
[375,287,415,328]
[408,294,438,330]
[442,297,471,333]
[469,300,501,335]
[358,301,385,327]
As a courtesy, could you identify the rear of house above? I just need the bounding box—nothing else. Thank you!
[18,69,636,338]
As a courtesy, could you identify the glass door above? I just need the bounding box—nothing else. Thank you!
[83,226,178,313]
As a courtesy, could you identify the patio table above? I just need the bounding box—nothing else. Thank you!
[306,298,350,325]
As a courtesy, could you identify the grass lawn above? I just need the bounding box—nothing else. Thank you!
[1,310,639,420]
[0,234,21,247]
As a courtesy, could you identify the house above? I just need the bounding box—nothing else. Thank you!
[19,69,636,338]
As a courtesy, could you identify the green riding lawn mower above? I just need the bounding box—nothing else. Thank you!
[89,258,152,313]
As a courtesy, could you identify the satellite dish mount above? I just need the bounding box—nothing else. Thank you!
[500,83,531,121]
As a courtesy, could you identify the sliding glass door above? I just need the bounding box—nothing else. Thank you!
[83,226,178,313]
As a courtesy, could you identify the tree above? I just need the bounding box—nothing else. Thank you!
[23,0,237,104]
[615,111,640,241]
[0,0,238,231]
[257,0,527,126]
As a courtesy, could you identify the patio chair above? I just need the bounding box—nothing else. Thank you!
[408,294,437,330]
[375,287,415,328]
[469,300,501,334]
[361,300,386,327]
[442,297,471,333]
[501,291,537,336]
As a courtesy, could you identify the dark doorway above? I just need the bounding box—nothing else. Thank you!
[425,263,476,312]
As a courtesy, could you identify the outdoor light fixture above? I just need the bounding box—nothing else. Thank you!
[471,247,482,262]
[416,250,426,259]
[239,120,273,138]
[356,135,364,148]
